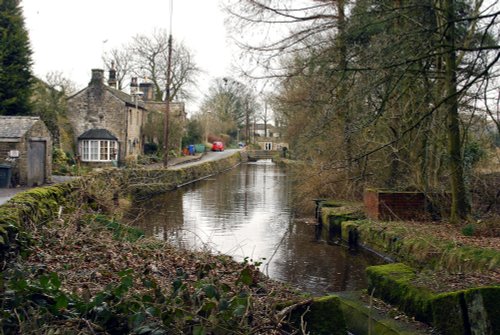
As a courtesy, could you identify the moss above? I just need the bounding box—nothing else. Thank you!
[341,221,359,243]
[368,263,500,334]
[366,263,434,323]
[0,184,74,262]
[431,292,465,334]
[289,296,347,335]
[465,287,500,334]
[354,218,500,273]
[431,286,500,335]
[93,214,145,242]
[8,184,71,224]
[320,205,364,242]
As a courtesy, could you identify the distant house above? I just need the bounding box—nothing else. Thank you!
[253,123,280,138]
[66,69,147,166]
[251,123,287,151]
[0,116,52,186]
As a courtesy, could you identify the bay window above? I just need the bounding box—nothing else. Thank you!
[81,140,118,162]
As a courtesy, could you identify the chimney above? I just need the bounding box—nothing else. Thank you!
[139,82,154,101]
[130,77,138,94]
[89,69,104,86]
[108,61,117,88]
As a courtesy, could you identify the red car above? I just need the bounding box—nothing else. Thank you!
[211,141,224,152]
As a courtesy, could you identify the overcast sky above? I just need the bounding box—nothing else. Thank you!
[21,0,235,113]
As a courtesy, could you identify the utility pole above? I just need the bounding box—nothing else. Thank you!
[163,1,174,167]
[163,34,173,167]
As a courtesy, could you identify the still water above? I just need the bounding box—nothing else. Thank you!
[128,160,383,295]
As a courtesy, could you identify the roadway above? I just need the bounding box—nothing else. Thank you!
[170,149,240,169]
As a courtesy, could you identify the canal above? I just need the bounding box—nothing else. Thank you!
[128,160,383,295]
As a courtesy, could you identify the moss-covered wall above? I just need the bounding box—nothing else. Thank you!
[319,203,364,243]
[318,200,498,273]
[288,296,347,335]
[367,263,500,334]
[0,183,75,264]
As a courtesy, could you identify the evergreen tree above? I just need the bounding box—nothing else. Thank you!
[0,0,33,115]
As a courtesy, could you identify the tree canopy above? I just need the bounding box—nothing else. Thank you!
[0,0,33,115]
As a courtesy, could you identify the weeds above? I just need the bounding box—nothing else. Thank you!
[1,211,305,334]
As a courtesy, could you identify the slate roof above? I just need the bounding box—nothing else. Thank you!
[106,86,146,109]
[0,116,41,139]
[78,128,118,140]
[68,84,146,110]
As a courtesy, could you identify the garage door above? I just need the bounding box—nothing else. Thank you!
[28,141,46,186]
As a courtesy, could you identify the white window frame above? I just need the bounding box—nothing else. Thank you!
[80,140,118,162]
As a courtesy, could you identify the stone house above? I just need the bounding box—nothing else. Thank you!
[66,69,147,166]
[0,116,52,186]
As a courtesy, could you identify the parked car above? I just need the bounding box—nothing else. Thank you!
[211,141,224,152]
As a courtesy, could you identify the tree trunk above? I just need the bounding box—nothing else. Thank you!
[443,0,469,222]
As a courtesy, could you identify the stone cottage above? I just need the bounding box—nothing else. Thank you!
[66,69,147,166]
[0,116,52,186]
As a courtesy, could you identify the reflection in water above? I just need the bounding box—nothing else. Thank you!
[128,160,383,295]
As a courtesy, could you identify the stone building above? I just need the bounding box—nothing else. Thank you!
[133,79,187,152]
[142,101,186,152]
[0,116,52,186]
[66,69,147,166]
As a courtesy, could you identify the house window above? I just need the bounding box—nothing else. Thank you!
[81,140,118,162]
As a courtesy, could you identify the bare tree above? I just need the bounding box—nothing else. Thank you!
[129,29,200,102]
[100,29,200,102]
[229,0,500,220]
[45,71,77,96]
[200,77,258,143]
[102,47,134,90]
[224,0,344,79]
[258,96,273,137]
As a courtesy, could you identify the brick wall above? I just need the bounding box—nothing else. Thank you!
[364,189,429,221]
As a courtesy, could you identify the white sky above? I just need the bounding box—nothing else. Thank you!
[21,0,236,113]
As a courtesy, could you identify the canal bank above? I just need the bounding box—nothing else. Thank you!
[316,200,499,334]
[124,159,436,334]
[0,153,478,335]
[0,152,347,334]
